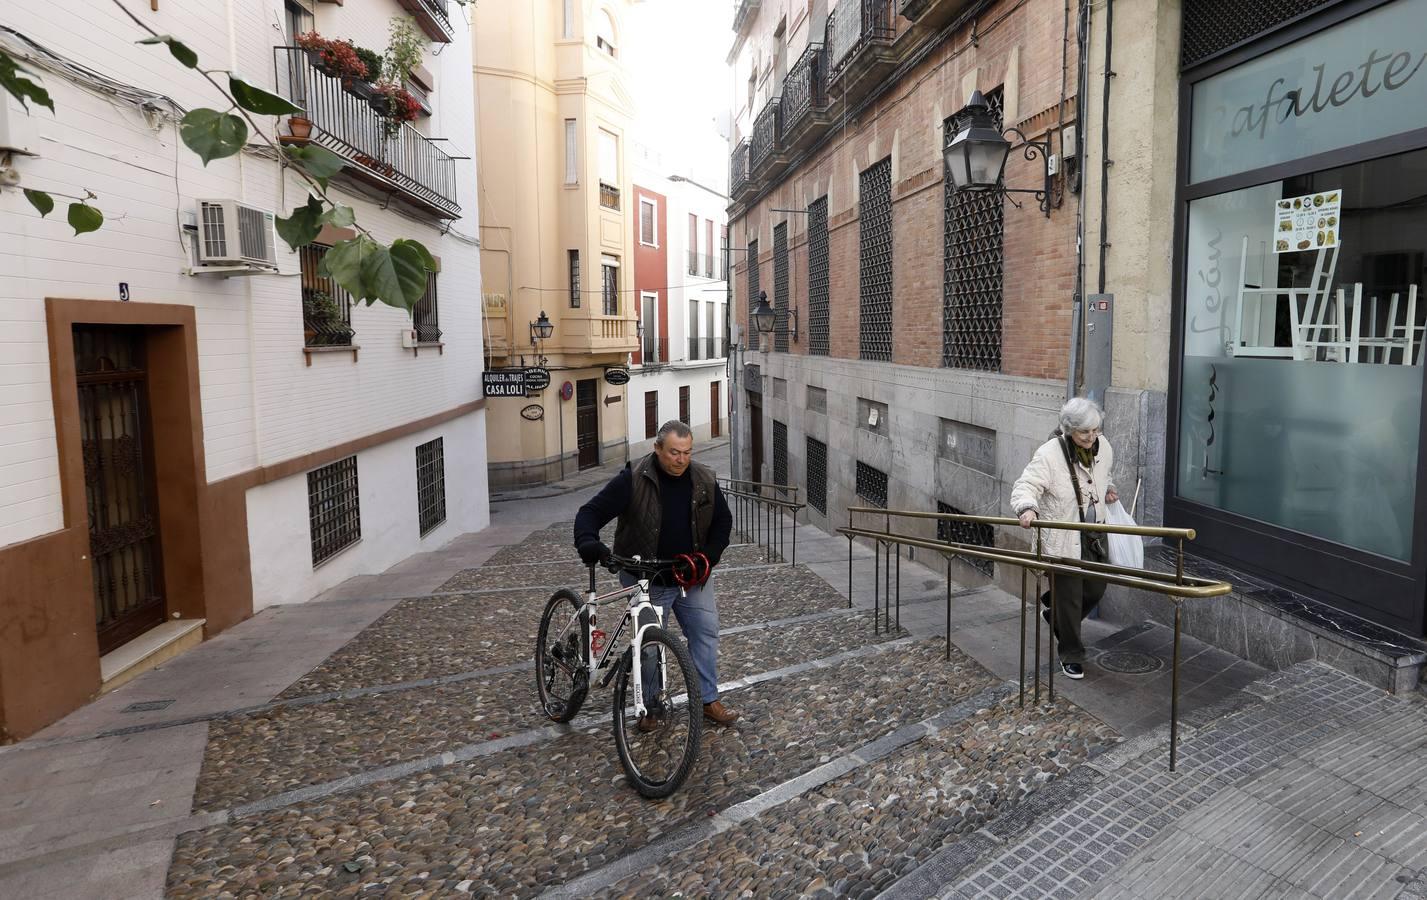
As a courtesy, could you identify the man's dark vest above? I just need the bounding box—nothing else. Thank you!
[612,454,717,559]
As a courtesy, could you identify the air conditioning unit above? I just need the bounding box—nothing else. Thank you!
[195,199,277,269]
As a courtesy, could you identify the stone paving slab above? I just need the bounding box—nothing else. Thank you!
[191,611,892,813]
[166,638,996,898]
[595,694,1118,900]
[436,543,784,593]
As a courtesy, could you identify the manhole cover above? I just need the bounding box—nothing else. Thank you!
[1097,650,1163,674]
[122,699,175,713]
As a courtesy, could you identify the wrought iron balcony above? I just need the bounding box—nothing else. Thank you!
[750,95,783,174]
[783,42,830,146]
[599,182,621,210]
[827,0,898,84]
[732,0,762,34]
[396,0,455,43]
[730,140,750,197]
[899,0,978,27]
[275,47,459,219]
[688,337,727,361]
[638,337,669,366]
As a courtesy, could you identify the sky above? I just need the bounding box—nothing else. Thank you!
[621,0,734,190]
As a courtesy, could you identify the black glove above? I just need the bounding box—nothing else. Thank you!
[577,540,610,566]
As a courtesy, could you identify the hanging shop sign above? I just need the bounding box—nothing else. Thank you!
[1273,191,1341,253]
[482,369,528,397]
[520,403,544,421]
[523,366,551,392]
[603,367,630,386]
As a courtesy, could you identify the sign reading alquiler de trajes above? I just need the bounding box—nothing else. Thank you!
[482,370,528,397]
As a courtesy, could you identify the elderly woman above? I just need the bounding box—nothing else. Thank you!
[1010,398,1118,680]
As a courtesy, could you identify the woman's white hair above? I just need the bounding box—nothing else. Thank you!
[1059,397,1104,434]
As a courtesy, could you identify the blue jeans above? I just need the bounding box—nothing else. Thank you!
[621,573,721,705]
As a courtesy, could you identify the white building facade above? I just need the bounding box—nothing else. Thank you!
[0,0,485,738]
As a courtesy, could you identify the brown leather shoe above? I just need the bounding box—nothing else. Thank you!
[637,712,664,733]
[703,700,739,726]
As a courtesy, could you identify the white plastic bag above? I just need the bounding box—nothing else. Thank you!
[1104,500,1144,569]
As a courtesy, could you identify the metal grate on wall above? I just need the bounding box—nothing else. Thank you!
[859,158,894,362]
[808,196,830,356]
[308,455,361,566]
[936,501,994,576]
[855,461,888,508]
[416,437,447,536]
[772,420,788,489]
[414,272,442,343]
[773,222,790,352]
[1181,0,1333,68]
[943,88,1004,371]
[746,238,760,321]
[299,244,355,348]
[806,436,828,514]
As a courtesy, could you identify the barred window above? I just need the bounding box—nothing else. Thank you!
[645,390,658,438]
[808,196,829,356]
[943,88,1004,371]
[746,238,760,320]
[299,244,355,348]
[859,158,893,362]
[414,271,442,344]
[937,501,994,575]
[569,249,581,308]
[308,456,361,566]
[855,461,888,508]
[772,420,787,488]
[416,438,446,536]
[806,436,827,514]
[679,385,690,424]
[602,260,619,316]
[773,222,789,353]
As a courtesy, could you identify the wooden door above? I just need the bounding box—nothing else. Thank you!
[74,326,166,654]
[710,382,721,438]
[576,378,599,470]
[748,392,763,483]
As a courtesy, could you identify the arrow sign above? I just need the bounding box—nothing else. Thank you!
[603,395,622,406]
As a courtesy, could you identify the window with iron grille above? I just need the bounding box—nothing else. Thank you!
[645,390,658,438]
[679,385,690,424]
[746,238,760,319]
[416,437,446,536]
[413,272,442,343]
[808,196,829,355]
[569,249,581,308]
[773,222,789,352]
[772,420,787,488]
[855,461,888,508]
[859,158,893,361]
[937,501,995,575]
[308,455,361,566]
[806,436,827,514]
[602,261,619,315]
[943,88,1004,371]
[299,244,355,348]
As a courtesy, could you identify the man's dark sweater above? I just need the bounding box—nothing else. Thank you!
[573,460,733,575]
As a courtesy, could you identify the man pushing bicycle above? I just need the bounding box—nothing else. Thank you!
[573,420,739,728]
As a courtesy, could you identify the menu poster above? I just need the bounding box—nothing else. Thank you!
[1273,191,1342,254]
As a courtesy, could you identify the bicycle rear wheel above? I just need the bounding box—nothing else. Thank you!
[612,626,702,798]
[535,589,588,722]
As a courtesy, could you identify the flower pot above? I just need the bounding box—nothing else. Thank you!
[367,94,393,117]
[346,79,377,102]
[288,116,313,140]
[306,48,338,77]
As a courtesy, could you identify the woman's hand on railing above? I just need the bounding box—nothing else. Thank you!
[1105,488,1119,504]
[1018,509,1037,529]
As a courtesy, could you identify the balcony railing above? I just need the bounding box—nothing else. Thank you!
[687,337,728,361]
[638,337,669,366]
[275,47,459,219]
[688,249,699,276]
[730,139,750,196]
[599,181,621,210]
[784,43,829,133]
[688,251,715,277]
[827,0,897,81]
[396,0,455,42]
[750,95,783,173]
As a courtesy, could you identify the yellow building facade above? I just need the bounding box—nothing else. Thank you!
[475,0,639,487]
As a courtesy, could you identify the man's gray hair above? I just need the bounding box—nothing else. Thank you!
[1059,397,1104,434]
[654,419,693,447]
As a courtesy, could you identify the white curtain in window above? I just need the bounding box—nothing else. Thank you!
[598,129,618,185]
[564,119,578,185]
[562,0,574,38]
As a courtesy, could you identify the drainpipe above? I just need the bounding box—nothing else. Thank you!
[1068,0,1092,401]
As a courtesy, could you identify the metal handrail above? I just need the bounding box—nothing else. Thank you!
[722,477,799,497]
[839,506,1233,771]
[719,479,804,565]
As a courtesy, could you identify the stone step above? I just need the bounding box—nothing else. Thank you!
[99,619,206,694]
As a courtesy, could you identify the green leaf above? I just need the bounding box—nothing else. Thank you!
[322,205,356,229]
[0,50,55,112]
[136,35,198,69]
[284,145,346,189]
[23,189,54,217]
[274,195,324,252]
[180,108,247,165]
[392,238,436,274]
[320,236,377,303]
[381,240,434,312]
[67,203,103,235]
[229,75,301,116]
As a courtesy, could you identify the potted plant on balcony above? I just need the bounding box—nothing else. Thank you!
[348,47,383,101]
[370,82,421,138]
[295,32,367,82]
[285,114,313,142]
[302,290,344,345]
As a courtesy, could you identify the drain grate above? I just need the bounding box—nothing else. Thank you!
[122,699,176,713]
[1097,650,1163,675]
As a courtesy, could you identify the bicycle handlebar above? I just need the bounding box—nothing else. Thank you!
[600,552,711,588]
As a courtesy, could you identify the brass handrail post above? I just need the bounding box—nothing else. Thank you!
[847,533,854,610]
[895,545,901,632]
[1048,564,1058,703]
[1171,602,1182,772]
[873,539,881,635]
[946,556,953,661]
[1018,567,1027,708]
[1034,527,1044,705]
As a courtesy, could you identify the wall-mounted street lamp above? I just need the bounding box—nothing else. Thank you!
[752,290,776,334]
[944,90,1054,217]
[529,309,554,366]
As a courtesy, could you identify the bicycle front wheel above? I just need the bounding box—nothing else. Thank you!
[535,589,588,723]
[612,626,702,799]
